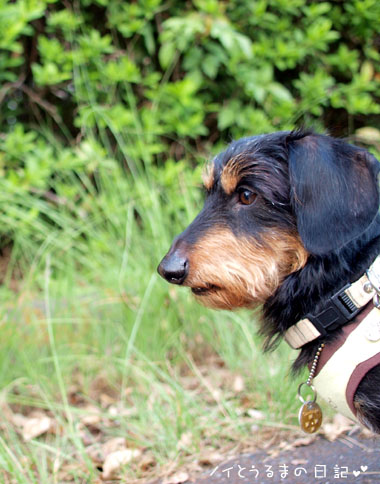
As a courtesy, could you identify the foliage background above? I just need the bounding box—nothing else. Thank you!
[1,0,380,254]
[0,0,379,482]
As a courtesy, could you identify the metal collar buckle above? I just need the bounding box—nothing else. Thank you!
[365,266,380,308]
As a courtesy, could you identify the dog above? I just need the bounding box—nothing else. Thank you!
[157,130,380,433]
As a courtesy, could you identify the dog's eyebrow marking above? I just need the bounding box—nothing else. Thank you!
[220,153,254,194]
[202,162,215,191]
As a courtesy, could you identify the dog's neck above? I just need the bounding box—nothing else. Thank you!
[262,216,380,370]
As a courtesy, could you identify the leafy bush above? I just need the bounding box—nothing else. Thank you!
[0,0,379,250]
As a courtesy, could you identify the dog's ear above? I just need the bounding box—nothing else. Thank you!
[287,132,380,255]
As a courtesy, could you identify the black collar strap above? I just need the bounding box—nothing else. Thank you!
[284,255,380,349]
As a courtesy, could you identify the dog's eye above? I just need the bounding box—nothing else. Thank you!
[238,189,257,205]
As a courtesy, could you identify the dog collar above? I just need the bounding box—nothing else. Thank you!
[284,255,380,350]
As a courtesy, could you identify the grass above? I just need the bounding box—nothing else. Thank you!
[0,46,311,481]
[0,145,312,482]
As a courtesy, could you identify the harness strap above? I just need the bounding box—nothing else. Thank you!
[312,307,380,421]
[284,255,380,350]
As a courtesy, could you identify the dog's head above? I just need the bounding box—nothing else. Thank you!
[158,130,380,310]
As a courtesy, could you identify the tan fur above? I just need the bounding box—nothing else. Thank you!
[220,153,255,194]
[186,228,308,310]
[353,398,375,432]
[202,163,215,191]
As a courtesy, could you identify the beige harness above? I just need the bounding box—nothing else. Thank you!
[313,307,380,421]
[284,255,380,423]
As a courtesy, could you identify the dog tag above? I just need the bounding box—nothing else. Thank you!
[298,401,323,433]
[297,382,323,433]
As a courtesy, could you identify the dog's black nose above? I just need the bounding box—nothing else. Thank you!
[157,251,189,285]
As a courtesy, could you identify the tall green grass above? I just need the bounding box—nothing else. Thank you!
[0,72,311,484]
[0,143,310,482]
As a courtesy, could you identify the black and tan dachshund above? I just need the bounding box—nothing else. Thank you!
[158,130,380,433]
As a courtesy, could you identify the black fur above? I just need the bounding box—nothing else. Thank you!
[287,133,380,254]
[262,131,380,432]
[158,130,380,432]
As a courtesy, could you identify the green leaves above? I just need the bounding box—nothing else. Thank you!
[0,0,379,245]
[0,0,46,51]
[1,0,379,145]
[294,71,335,116]
[104,57,140,84]
[148,74,209,138]
[210,18,252,59]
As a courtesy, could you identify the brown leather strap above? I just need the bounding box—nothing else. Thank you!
[311,303,380,418]
[346,352,380,416]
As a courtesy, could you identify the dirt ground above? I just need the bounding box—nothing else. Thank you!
[196,433,380,484]
[154,428,380,484]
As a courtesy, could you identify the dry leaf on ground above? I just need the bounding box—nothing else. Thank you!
[102,448,141,479]
[198,451,224,466]
[247,409,265,420]
[291,436,316,447]
[102,437,127,456]
[139,453,157,472]
[322,414,354,441]
[11,413,53,441]
[80,405,102,426]
[177,432,192,451]
[232,375,245,392]
[162,471,190,484]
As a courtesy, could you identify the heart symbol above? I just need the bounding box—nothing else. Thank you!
[353,470,361,477]
[361,466,368,472]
